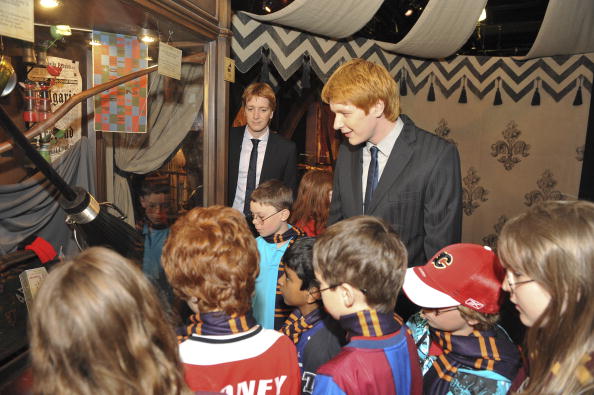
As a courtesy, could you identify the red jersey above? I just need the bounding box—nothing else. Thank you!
[180,325,301,394]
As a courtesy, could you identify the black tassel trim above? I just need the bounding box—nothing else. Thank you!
[531,77,540,106]
[573,76,583,106]
[493,77,502,106]
[400,69,407,96]
[427,72,435,102]
[458,75,467,104]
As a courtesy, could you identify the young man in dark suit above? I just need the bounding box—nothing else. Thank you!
[228,82,297,214]
[322,58,462,270]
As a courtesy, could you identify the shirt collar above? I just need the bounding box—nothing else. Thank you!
[244,126,270,142]
[366,116,403,156]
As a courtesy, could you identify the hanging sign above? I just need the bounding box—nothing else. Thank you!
[158,42,182,80]
[0,0,34,42]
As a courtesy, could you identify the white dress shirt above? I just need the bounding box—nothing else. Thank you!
[232,127,270,212]
[362,117,404,201]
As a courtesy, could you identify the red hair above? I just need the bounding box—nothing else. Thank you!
[162,206,259,315]
[289,170,333,235]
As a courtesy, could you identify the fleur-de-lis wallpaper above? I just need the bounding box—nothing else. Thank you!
[401,54,591,246]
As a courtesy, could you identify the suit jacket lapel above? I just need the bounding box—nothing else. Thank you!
[228,127,243,200]
[367,119,416,214]
[351,145,364,214]
[260,132,277,182]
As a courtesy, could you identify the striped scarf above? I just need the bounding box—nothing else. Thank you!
[177,311,258,343]
[280,307,325,344]
[267,225,305,329]
[340,309,403,339]
[424,328,520,394]
[262,225,305,244]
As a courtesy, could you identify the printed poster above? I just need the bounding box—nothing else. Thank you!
[92,31,148,133]
[27,56,83,162]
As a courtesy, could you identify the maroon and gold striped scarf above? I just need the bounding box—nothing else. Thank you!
[340,309,403,339]
[279,307,324,344]
[424,328,520,394]
[177,311,258,343]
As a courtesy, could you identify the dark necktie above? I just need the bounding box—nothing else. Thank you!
[244,138,260,215]
[364,146,379,214]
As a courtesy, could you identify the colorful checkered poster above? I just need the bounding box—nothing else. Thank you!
[92,31,148,133]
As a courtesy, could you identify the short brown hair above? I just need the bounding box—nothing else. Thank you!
[250,179,293,211]
[313,216,408,312]
[321,58,400,122]
[162,206,259,316]
[242,82,276,112]
[457,305,500,331]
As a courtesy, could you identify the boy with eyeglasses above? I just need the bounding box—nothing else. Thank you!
[278,237,345,394]
[312,216,423,394]
[403,243,520,395]
[250,179,305,329]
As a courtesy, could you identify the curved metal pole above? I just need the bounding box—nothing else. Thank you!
[0,52,205,154]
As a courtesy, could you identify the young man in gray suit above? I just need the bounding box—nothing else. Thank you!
[323,59,462,270]
[228,82,297,214]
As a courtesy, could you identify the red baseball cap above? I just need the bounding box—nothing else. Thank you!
[402,243,505,314]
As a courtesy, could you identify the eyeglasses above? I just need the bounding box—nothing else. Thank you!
[506,278,535,290]
[311,283,368,296]
[248,209,282,224]
[422,306,459,316]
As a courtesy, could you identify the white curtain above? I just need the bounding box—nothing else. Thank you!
[523,0,594,59]
[242,0,384,39]
[375,0,486,58]
[106,63,204,224]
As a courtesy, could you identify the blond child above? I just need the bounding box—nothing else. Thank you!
[29,247,190,395]
[249,179,305,329]
[498,200,594,393]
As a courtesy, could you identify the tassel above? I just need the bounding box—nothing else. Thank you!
[573,76,583,106]
[458,75,467,103]
[260,47,270,84]
[400,69,407,96]
[301,54,311,89]
[531,77,540,106]
[493,77,502,106]
[427,72,435,102]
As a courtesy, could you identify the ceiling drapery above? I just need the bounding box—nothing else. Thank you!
[238,0,594,60]
[374,0,487,58]
[241,0,384,39]
[523,0,594,59]
[232,12,593,105]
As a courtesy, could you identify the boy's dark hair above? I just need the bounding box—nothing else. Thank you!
[282,237,317,291]
[139,180,170,197]
[313,216,407,313]
[250,179,293,211]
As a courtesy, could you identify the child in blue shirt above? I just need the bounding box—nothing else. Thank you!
[249,179,304,329]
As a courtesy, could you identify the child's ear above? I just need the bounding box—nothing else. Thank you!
[281,208,290,222]
[307,287,321,303]
[339,283,356,308]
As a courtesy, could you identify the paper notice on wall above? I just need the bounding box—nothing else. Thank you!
[158,42,182,80]
[27,56,83,162]
[0,0,34,42]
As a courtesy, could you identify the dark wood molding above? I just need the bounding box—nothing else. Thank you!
[130,0,223,41]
